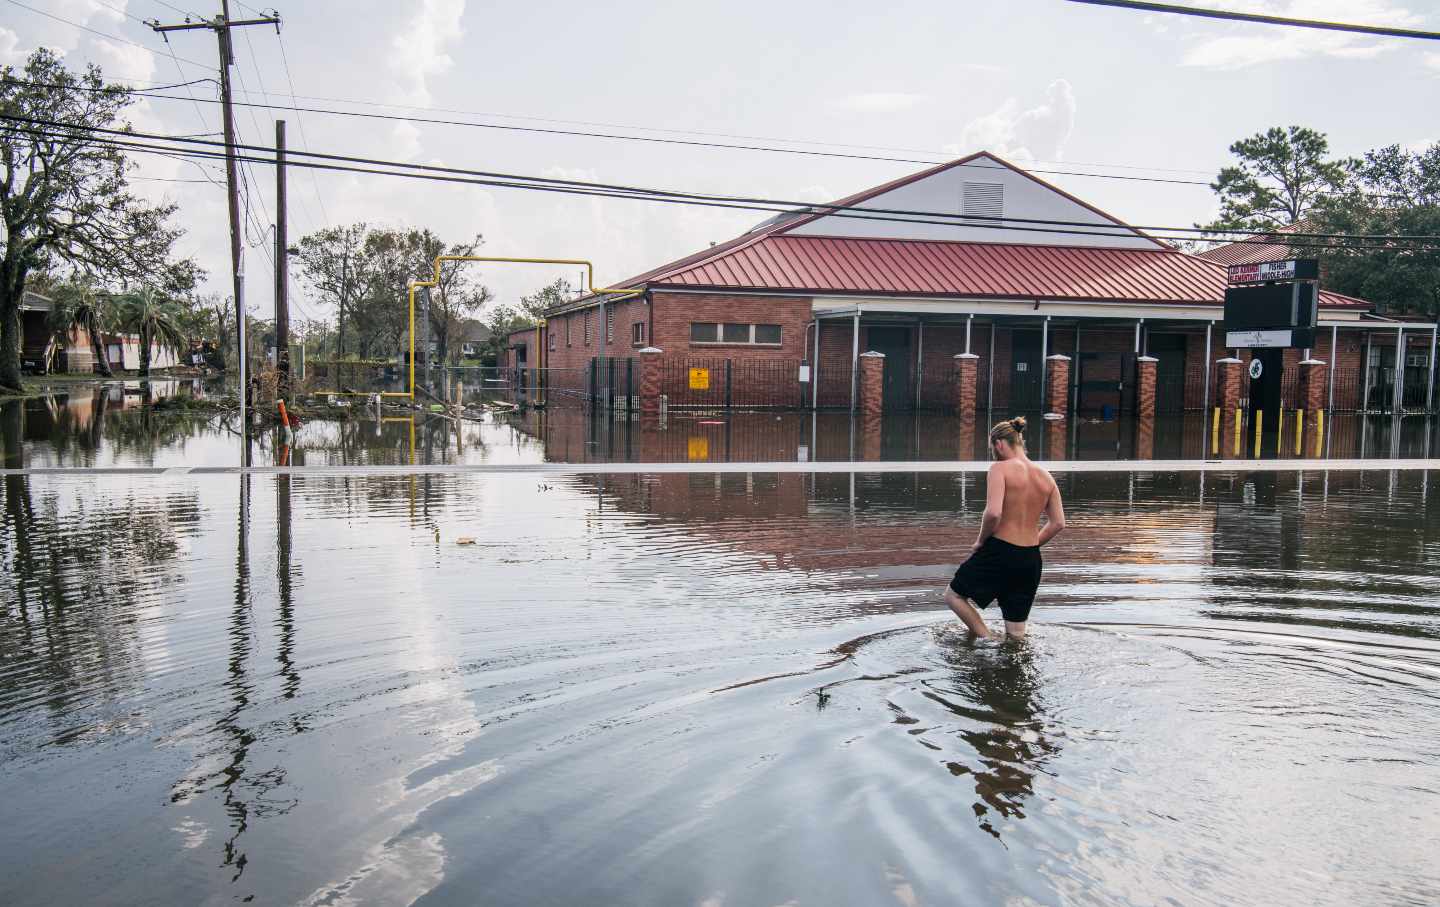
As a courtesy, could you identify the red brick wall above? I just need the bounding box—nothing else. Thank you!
[816,320,855,407]
[544,298,649,371]
[649,292,811,357]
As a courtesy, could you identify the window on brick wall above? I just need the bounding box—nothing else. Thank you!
[606,307,615,343]
[691,322,782,346]
[565,315,572,347]
[549,324,555,351]
[584,311,592,345]
[632,321,646,346]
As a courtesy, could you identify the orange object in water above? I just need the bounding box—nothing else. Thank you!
[278,399,291,429]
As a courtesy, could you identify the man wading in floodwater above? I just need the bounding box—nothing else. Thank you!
[944,417,1066,640]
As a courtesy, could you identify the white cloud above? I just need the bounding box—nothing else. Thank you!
[793,185,834,204]
[1158,0,1425,70]
[1425,51,1440,71]
[387,0,465,107]
[831,92,928,113]
[0,28,23,66]
[88,37,156,85]
[952,78,1076,162]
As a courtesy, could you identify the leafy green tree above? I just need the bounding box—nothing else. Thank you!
[1200,126,1352,234]
[295,224,493,364]
[295,223,366,358]
[518,278,574,321]
[45,278,115,377]
[0,49,189,391]
[1312,143,1440,318]
[116,287,187,377]
[424,232,491,366]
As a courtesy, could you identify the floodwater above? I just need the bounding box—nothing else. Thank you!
[3,382,1438,469]
[2,392,1439,905]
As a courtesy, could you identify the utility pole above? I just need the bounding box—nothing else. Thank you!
[274,119,289,395]
[150,4,280,443]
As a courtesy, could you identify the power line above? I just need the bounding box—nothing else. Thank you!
[3,74,1218,187]
[273,25,331,227]
[147,0,206,18]
[1,0,218,70]
[9,115,1432,250]
[122,86,1216,187]
[207,81,1215,176]
[1063,0,1440,41]
[9,115,1437,253]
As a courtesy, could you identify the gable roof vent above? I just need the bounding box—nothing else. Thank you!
[962,181,1004,220]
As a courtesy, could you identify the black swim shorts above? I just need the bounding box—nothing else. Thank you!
[949,536,1043,623]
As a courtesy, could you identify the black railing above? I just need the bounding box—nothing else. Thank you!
[652,356,802,409]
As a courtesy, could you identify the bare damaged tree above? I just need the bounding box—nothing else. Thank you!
[0,50,185,391]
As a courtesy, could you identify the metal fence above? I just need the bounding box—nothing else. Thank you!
[655,357,803,409]
[1203,362,1436,414]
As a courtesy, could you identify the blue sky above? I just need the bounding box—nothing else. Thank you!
[3,0,1438,322]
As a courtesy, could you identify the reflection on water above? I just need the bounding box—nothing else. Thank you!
[2,457,1438,904]
[4,386,1440,470]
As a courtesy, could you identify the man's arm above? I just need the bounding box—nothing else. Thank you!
[1037,480,1066,547]
[974,461,1006,550]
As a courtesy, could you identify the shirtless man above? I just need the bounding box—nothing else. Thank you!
[944,417,1066,640]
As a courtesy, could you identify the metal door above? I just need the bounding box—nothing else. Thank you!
[1149,334,1187,413]
[866,326,914,411]
[1010,330,1043,410]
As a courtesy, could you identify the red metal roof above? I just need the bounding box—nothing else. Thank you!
[1193,220,1316,267]
[1194,239,1292,267]
[644,234,1367,308]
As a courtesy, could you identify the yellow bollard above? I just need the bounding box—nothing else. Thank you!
[1211,406,1221,455]
[1295,409,1304,457]
[1315,410,1325,458]
[1253,409,1263,458]
[1277,408,1285,453]
[1233,407,1242,456]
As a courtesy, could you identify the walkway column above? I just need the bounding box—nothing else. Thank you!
[1045,354,1071,418]
[638,346,664,417]
[1045,418,1067,461]
[1299,357,1327,458]
[958,416,977,460]
[1136,355,1158,421]
[858,351,884,417]
[1299,358,1327,415]
[1216,357,1243,456]
[1135,416,1155,460]
[1393,326,1405,413]
[849,312,860,413]
[953,353,979,420]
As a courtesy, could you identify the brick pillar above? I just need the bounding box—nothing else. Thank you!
[953,353,979,420]
[858,351,885,417]
[1135,416,1155,460]
[1216,357,1243,457]
[638,346,664,417]
[1045,417,1066,461]
[1299,359,1327,414]
[1136,355,1158,421]
[958,416,977,461]
[1045,354,1071,417]
[860,414,882,461]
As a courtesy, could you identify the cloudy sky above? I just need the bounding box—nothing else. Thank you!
[3,0,1438,325]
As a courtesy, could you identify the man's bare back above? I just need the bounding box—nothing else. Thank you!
[944,417,1066,639]
[990,457,1061,549]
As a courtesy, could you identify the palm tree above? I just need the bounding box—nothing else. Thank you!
[117,287,188,378]
[46,280,115,378]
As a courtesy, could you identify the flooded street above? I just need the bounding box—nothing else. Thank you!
[4,383,1438,469]
[2,391,1440,905]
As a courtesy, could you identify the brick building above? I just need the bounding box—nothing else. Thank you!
[533,152,1437,415]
